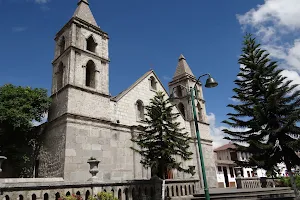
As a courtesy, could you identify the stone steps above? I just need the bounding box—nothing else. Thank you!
[191,187,295,200]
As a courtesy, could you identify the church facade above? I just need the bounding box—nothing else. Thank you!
[38,0,217,188]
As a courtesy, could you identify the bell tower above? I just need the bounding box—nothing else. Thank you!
[168,54,217,188]
[49,0,110,122]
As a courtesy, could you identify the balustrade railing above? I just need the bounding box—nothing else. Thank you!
[236,177,276,189]
[0,178,199,200]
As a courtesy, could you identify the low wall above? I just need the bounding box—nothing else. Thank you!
[236,177,276,189]
[0,177,199,200]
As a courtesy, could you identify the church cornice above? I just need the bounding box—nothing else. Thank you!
[168,74,199,86]
[54,17,109,41]
[47,112,147,133]
[50,83,111,99]
[52,45,110,65]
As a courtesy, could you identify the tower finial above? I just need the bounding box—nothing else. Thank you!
[78,0,89,5]
[179,54,186,60]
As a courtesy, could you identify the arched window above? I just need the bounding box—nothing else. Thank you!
[86,35,97,53]
[43,193,49,200]
[176,86,183,97]
[57,62,64,90]
[86,60,96,88]
[55,193,60,200]
[178,103,185,119]
[149,76,157,90]
[85,190,90,200]
[197,103,203,122]
[136,100,144,121]
[60,37,65,55]
[118,189,122,200]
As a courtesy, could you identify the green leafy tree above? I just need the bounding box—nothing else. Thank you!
[0,84,51,177]
[131,91,194,179]
[223,34,300,195]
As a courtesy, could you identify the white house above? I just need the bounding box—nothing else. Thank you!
[214,143,266,188]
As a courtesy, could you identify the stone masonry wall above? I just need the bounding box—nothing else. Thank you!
[113,72,199,180]
[63,117,144,182]
[38,121,67,178]
[67,87,111,121]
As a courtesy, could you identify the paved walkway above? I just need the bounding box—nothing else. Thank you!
[196,187,293,194]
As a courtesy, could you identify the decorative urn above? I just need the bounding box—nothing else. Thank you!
[234,167,242,178]
[87,157,100,179]
[0,156,7,172]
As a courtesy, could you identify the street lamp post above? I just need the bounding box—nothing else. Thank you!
[170,74,218,200]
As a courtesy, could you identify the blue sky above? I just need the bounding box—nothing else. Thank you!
[1,0,300,147]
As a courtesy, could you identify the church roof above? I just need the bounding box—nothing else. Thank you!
[111,70,168,102]
[73,0,98,27]
[214,143,236,152]
[173,54,194,79]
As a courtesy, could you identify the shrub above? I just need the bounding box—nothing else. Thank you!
[58,194,83,200]
[88,192,118,200]
[279,175,300,189]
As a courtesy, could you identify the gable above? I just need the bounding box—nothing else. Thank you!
[111,70,168,102]
[110,70,190,131]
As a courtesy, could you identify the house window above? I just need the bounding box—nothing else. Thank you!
[247,171,251,177]
[241,152,245,160]
[136,100,144,121]
[178,103,185,119]
[85,60,96,88]
[167,169,174,179]
[86,35,97,53]
[197,103,203,122]
[149,76,157,90]
[56,62,64,90]
[60,36,65,55]
[229,167,234,178]
[217,166,222,172]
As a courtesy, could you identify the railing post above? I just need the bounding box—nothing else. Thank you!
[260,177,267,188]
[235,167,243,189]
[151,176,163,200]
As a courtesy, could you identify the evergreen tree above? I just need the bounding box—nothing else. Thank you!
[223,34,300,193]
[131,91,194,179]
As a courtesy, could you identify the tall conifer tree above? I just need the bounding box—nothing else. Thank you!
[131,91,194,179]
[223,34,300,193]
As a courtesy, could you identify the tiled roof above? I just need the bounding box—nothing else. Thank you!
[214,143,236,152]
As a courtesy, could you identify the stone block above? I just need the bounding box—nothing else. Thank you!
[76,136,87,144]
[92,144,102,150]
[66,149,77,157]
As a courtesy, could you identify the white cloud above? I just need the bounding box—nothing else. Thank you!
[228,97,240,103]
[32,112,48,127]
[207,113,229,149]
[12,26,27,32]
[237,0,300,30]
[35,0,50,4]
[208,113,251,149]
[237,0,300,89]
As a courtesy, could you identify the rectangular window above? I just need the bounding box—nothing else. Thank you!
[229,167,234,178]
[218,166,222,172]
[247,171,251,177]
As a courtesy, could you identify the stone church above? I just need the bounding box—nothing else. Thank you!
[38,0,217,187]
